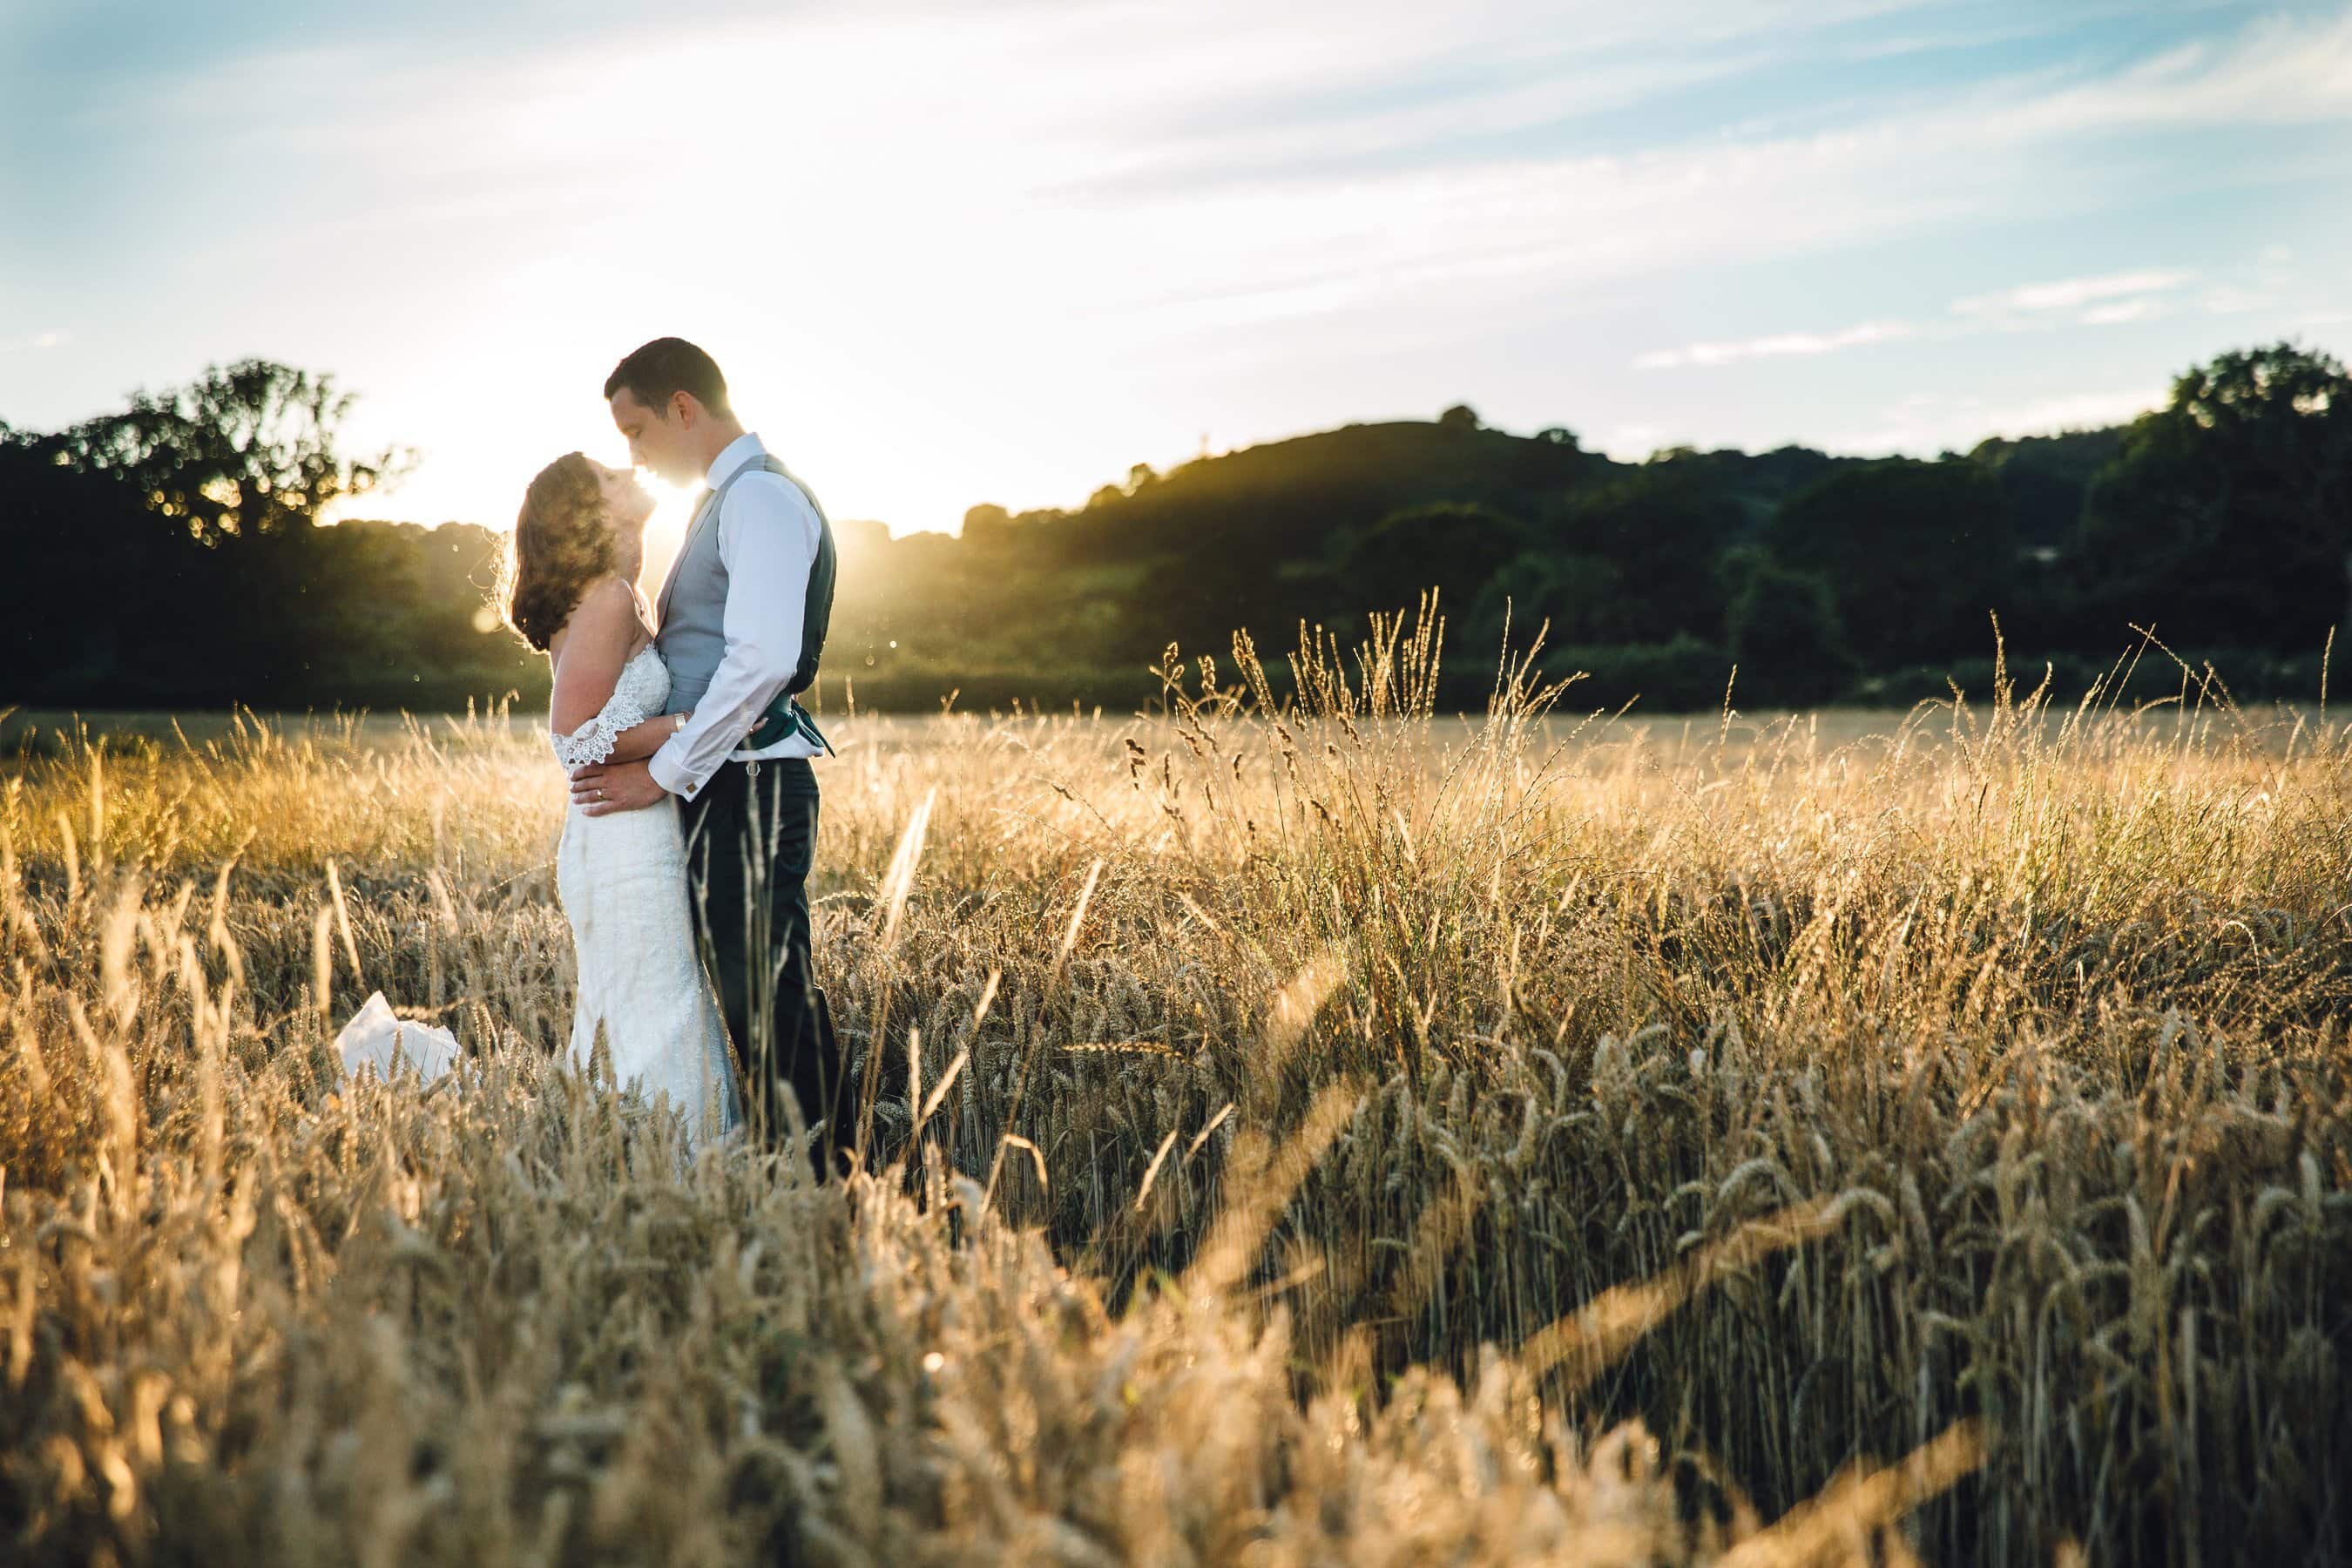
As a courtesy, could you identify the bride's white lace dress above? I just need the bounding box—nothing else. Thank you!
[551,645,740,1147]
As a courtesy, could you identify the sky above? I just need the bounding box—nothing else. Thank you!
[4,0,2351,539]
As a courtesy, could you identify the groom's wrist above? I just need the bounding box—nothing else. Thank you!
[645,746,690,800]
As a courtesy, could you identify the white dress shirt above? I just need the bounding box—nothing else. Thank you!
[647,432,825,801]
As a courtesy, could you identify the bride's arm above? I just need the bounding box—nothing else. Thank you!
[597,708,687,764]
[549,579,646,767]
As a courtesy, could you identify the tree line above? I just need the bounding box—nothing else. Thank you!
[3,362,537,711]
[6,344,2348,717]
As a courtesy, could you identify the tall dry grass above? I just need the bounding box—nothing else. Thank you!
[2,611,2347,1565]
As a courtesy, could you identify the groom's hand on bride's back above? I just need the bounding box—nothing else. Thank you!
[571,759,669,816]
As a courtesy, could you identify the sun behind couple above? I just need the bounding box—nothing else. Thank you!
[496,337,845,1175]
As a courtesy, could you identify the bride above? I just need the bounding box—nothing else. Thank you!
[503,452,740,1147]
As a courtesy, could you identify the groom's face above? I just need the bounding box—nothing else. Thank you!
[608,388,700,489]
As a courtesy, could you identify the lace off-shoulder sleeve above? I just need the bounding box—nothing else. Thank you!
[551,691,650,769]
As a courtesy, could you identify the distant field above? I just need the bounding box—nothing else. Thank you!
[3,640,2346,1564]
[4,698,2301,764]
[3,706,536,750]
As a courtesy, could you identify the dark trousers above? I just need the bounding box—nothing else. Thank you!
[680,757,841,1175]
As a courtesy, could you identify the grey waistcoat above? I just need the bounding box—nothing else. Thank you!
[654,450,834,717]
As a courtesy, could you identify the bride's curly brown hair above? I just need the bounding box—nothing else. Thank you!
[500,453,616,652]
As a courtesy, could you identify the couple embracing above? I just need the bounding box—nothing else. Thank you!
[503,337,841,1173]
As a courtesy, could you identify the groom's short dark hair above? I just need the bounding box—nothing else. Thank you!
[605,337,733,420]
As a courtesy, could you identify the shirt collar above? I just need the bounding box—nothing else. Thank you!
[703,430,767,490]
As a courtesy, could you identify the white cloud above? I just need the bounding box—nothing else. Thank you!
[1952,268,2196,317]
[1633,320,1916,369]
[2077,297,2166,327]
[1636,263,2205,369]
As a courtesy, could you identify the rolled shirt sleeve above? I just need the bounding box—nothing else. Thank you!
[647,471,821,801]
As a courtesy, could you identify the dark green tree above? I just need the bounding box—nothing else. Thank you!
[1466,551,1629,652]
[1765,458,2015,665]
[1969,428,2125,551]
[1721,548,1857,685]
[1332,502,1531,623]
[40,359,410,544]
[1547,463,1746,640]
[2072,342,2352,648]
[960,504,1015,549]
[0,436,220,699]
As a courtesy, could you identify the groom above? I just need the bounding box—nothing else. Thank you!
[571,336,844,1175]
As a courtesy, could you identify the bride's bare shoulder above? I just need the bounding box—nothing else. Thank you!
[549,575,641,661]
[577,573,639,618]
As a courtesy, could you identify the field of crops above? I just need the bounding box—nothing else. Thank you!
[3,624,2348,1565]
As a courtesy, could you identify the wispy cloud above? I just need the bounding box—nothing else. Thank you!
[1950,268,2198,317]
[1085,6,2352,335]
[1632,321,1916,369]
[1636,267,2207,369]
[2078,297,2167,327]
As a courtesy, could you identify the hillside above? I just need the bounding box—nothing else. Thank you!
[10,344,2348,717]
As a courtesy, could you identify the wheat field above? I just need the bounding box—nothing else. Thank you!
[3,617,2348,1565]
